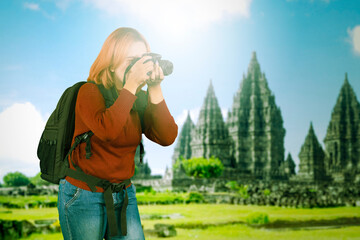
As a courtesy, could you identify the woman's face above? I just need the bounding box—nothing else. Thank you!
[114,41,148,89]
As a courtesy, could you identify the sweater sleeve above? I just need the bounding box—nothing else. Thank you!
[143,99,178,146]
[76,83,137,142]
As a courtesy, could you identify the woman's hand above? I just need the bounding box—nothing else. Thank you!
[147,60,164,86]
[123,55,154,94]
[147,61,165,104]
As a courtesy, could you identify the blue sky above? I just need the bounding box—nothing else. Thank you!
[0,0,359,181]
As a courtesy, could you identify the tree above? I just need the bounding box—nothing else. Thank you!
[133,160,152,179]
[3,171,30,187]
[30,172,51,186]
[174,156,224,179]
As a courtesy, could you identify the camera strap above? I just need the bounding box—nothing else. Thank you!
[122,58,140,87]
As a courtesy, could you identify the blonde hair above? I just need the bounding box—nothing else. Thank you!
[88,27,150,88]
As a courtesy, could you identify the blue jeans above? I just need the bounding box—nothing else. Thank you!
[58,179,145,240]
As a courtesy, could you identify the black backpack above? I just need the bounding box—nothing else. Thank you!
[37,82,85,183]
[37,81,147,237]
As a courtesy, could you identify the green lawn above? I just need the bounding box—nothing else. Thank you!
[139,204,360,229]
[147,225,360,240]
[1,204,360,239]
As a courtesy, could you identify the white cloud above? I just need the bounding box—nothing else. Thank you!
[23,2,56,20]
[0,102,46,181]
[55,0,73,11]
[23,2,40,11]
[348,25,360,56]
[83,0,252,35]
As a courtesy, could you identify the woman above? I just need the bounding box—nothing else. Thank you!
[57,27,178,240]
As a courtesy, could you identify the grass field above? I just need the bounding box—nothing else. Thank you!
[1,204,360,239]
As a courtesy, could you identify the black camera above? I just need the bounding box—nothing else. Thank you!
[141,53,173,76]
[123,53,173,85]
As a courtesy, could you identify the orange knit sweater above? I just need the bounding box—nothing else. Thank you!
[65,83,178,191]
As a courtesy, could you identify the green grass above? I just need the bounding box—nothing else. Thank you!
[21,233,63,240]
[0,207,58,221]
[146,224,360,240]
[139,204,360,229]
[0,204,360,239]
[19,225,360,240]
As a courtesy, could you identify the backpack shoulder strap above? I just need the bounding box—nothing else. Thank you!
[133,90,148,131]
[88,81,148,129]
[86,81,147,163]
[96,83,119,108]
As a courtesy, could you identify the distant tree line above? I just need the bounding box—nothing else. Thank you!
[2,156,225,186]
[1,172,50,187]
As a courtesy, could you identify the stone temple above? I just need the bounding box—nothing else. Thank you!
[190,81,233,167]
[171,52,360,183]
[324,74,360,182]
[296,122,327,182]
[226,52,286,180]
[172,52,288,181]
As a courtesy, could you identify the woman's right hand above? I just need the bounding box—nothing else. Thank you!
[123,55,154,94]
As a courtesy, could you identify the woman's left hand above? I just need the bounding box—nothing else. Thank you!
[147,61,164,86]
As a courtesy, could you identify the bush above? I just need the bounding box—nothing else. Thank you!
[175,157,224,179]
[136,192,186,205]
[238,185,249,199]
[0,195,58,208]
[186,192,204,203]
[246,212,269,225]
[3,172,30,187]
[143,188,157,195]
[225,181,239,191]
[263,189,271,196]
[225,181,249,199]
[135,185,153,193]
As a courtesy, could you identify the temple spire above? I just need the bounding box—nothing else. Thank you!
[298,122,326,182]
[172,110,195,166]
[324,75,360,182]
[251,51,257,61]
[227,51,285,179]
[191,80,232,166]
[344,72,348,84]
[247,51,261,77]
[283,153,296,176]
[309,122,314,135]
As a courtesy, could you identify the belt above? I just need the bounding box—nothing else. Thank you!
[103,180,132,237]
[65,166,131,237]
